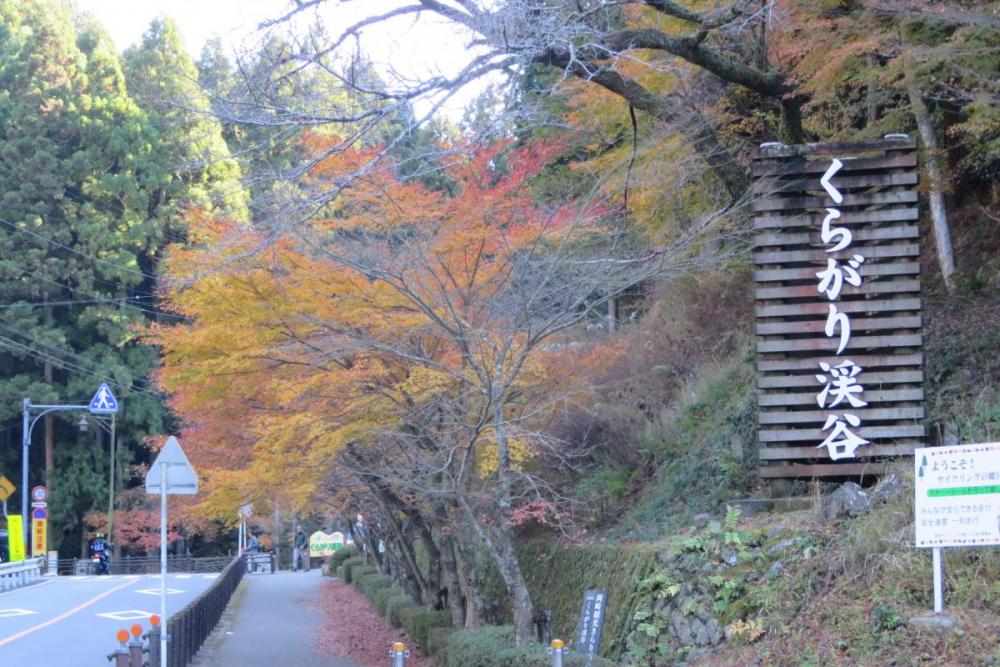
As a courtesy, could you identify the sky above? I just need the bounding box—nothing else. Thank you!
[73,0,491,118]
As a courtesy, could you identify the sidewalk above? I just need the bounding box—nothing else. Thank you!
[191,569,362,667]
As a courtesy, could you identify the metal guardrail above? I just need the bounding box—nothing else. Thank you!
[166,554,246,667]
[58,555,234,576]
[0,556,45,591]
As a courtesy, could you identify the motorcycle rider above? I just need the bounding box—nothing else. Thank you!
[89,532,110,574]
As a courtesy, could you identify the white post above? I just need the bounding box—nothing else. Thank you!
[932,546,943,613]
[160,462,168,665]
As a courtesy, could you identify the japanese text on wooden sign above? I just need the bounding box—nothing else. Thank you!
[815,158,869,460]
[752,138,925,479]
[574,588,609,656]
[915,443,1000,548]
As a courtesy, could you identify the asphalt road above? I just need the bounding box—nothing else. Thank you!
[0,572,218,665]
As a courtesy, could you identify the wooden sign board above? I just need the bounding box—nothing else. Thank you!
[752,137,925,478]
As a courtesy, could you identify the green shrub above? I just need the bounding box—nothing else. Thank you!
[439,626,617,667]
[385,594,418,627]
[425,625,454,657]
[400,607,451,652]
[372,586,405,615]
[355,572,392,599]
[324,545,359,576]
[338,557,367,583]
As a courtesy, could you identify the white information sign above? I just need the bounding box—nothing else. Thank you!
[914,443,1000,548]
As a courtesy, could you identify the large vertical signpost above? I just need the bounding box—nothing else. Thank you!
[146,436,198,666]
[752,137,925,479]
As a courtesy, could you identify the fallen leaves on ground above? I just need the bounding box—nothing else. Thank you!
[312,578,432,667]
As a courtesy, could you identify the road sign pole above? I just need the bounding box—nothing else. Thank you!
[21,398,29,546]
[932,546,943,613]
[108,413,116,549]
[160,461,168,666]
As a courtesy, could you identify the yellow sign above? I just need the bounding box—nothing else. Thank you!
[309,531,345,557]
[0,475,14,503]
[32,518,47,557]
[7,515,25,562]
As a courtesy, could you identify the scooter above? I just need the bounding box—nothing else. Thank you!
[91,551,110,575]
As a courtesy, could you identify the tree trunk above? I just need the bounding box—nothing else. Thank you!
[904,55,956,292]
[461,395,536,645]
[454,536,486,628]
[866,53,878,126]
[435,500,468,627]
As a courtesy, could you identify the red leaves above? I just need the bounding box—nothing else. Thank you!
[312,579,431,667]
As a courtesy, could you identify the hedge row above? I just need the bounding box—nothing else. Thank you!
[323,545,359,576]
[346,565,452,656]
[439,626,617,667]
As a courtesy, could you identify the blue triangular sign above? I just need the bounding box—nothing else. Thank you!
[89,382,119,415]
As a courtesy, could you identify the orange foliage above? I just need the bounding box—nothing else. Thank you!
[153,137,593,521]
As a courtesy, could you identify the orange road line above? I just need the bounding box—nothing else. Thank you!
[0,578,137,648]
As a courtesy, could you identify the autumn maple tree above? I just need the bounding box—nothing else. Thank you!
[155,129,674,641]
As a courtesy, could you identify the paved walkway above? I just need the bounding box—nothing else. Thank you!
[191,569,361,667]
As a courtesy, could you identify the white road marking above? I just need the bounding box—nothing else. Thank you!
[96,610,153,621]
[0,609,38,618]
[135,588,184,596]
[0,578,137,648]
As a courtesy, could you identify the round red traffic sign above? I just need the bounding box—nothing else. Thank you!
[31,485,47,502]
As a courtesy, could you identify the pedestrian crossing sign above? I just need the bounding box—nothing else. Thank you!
[89,382,119,415]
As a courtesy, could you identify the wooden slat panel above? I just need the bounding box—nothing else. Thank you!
[754,190,918,212]
[755,262,920,283]
[757,334,922,354]
[759,406,924,424]
[754,243,919,264]
[752,152,916,177]
[756,298,922,319]
[755,224,919,247]
[756,315,921,335]
[757,369,923,389]
[754,207,918,230]
[758,387,923,407]
[753,171,919,195]
[760,425,925,443]
[759,462,895,478]
[753,140,921,478]
[757,352,923,372]
[754,138,916,159]
[759,443,919,460]
[755,280,920,301]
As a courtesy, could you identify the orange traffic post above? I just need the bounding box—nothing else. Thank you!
[127,623,144,667]
[145,615,162,667]
[107,629,130,667]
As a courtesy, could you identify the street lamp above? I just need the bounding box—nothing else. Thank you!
[21,398,90,545]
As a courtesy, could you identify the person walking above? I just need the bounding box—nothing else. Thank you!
[293,525,309,572]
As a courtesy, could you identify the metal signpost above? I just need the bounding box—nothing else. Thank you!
[915,442,1000,613]
[20,383,119,544]
[30,486,47,557]
[146,436,198,666]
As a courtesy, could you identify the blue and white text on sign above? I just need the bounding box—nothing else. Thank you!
[915,443,1000,548]
[89,382,118,414]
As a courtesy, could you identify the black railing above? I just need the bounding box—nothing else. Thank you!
[166,554,246,667]
[60,555,234,576]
